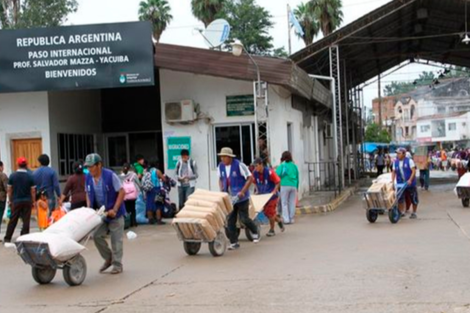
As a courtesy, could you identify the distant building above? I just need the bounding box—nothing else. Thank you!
[394,97,418,144]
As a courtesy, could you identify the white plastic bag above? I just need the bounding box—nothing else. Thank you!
[45,207,103,241]
[16,233,85,262]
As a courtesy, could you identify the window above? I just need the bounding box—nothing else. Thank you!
[403,110,410,122]
[58,133,94,176]
[410,105,415,119]
[449,123,457,131]
[287,123,293,152]
[437,107,446,114]
[420,125,431,132]
[405,126,409,136]
[214,124,255,166]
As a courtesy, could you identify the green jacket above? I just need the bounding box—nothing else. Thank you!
[276,161,299,189]
[133,162,144,176]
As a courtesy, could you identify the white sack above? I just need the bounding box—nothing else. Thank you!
[456,173,470,187]
[16,233,85,262]
[45,207,103,242]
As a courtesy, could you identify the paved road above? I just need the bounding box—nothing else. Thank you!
[2,182,470,313]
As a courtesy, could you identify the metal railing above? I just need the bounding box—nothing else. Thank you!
[307,161,341,197]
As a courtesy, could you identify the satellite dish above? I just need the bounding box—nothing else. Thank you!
[204,19,231,48]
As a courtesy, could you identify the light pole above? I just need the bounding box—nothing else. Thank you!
[231,39,263,159]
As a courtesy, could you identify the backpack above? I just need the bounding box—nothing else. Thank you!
[141,171,154,192]
[123,176,138,200]
[176,159,195,176]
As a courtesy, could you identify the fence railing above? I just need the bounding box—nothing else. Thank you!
[306,161,341,197]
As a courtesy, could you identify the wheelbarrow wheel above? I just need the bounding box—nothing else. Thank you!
[183,242,201,255]
[388,206,401,224]
[462,198,470,208]
[245,220,261,242]
[366,210,378,223]
[63,254,87,286]
[32,266,56,285]
[209,231,227,257]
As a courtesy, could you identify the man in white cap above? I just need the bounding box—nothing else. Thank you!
[217,147,260,250]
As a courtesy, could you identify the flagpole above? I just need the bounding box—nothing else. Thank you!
[287,4,292,55]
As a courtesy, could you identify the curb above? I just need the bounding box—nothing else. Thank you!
[296,185,359,215]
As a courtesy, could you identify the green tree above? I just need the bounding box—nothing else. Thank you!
[310,0,343,36]
[220,0,274,55]
[384,71,436,96]
[191,0,226,28]
[138,0,173,43]
[271,47,289,58]
[0,0,78,29]
[365,123,391,143]
[294,2,319,46]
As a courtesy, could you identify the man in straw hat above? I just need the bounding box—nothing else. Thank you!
[217,147,260,250]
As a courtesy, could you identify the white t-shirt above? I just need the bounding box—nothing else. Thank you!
[398,158,415,181]
[217,162,251,179]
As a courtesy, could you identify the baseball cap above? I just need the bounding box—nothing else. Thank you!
[84,153,102,167]
[17,157,27,166]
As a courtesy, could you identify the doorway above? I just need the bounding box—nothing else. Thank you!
[12,138,42,171]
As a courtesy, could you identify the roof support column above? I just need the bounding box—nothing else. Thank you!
[343,61,351,186]
[329,45,344,190]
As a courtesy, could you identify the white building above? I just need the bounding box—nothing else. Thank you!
[0,44,335,201]
[416,112,470,145]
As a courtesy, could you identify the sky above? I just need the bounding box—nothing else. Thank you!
[66,0,436,109]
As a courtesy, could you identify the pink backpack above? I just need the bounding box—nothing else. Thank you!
[123,175,138,200]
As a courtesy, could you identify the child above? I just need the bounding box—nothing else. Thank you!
[49,206,66,226]
[37,190,49,231]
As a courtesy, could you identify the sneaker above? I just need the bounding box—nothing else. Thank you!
[401,213,406,217]
[156,220,166,225]
[278,221,285,232]
[267,229,275,237]
[228,243,240,250]
[410,213,417,219]
[252,234,260,243]
[99,260,112,273]
[110,266,123,274]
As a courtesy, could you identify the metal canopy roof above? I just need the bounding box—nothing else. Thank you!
[291,0,470,88]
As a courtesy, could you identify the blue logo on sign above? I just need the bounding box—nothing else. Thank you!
[120,74,126,84]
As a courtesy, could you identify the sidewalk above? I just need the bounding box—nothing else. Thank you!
[296,179,370,215]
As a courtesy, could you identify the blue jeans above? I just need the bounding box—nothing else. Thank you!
[281,186,297,223]
[419,169,430,189]
[0,201,5,233]
[178,186,195,209]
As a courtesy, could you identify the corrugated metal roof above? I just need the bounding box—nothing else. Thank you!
[417,111,467,121]
[291,0,470,88]
[154,44,332,109]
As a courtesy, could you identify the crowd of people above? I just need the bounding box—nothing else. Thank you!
[0,146,300,271]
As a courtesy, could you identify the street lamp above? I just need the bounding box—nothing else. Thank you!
[231,39,262,98]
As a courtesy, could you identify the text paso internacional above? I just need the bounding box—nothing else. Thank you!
[0,21,155,93]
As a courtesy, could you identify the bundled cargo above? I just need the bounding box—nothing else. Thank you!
[172,189,232,257]
[365,182,396,210]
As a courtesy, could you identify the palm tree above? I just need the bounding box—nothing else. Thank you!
[294,2,320,46]
[310,0,343,37]
[138,0,173,43]
[191,0,226,28]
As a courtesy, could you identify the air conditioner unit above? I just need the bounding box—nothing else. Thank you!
[325,123,334,139]
[165,100,196,123]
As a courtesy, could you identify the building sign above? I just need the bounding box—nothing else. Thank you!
[0,21,154,93]
[226,95,254,116]
[167,137,191,170]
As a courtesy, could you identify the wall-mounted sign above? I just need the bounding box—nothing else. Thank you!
[226,95,254,116]
[0,21,154,93]
[167,137,191,170]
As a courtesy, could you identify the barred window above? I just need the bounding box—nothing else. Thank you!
[58,133,94,176]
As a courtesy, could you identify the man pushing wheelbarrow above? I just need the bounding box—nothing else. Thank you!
[391,148,419,219]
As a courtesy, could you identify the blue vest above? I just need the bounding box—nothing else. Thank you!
[253,167,277,200]
[394,158,416,187]
[219,159,249,202]
[86,168,126,220]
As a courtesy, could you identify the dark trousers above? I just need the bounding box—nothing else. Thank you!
[178,186,195,209]
[227,199,258,244]
[4,201,32,242]
[124,200,137,227]
[377,165,385,177]
[70,201,87,210]
[0,201,5,233]
[419,169,430,189]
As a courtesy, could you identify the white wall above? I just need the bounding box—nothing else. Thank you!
[0,92,50,174]
[160,69,318,201]
[48,90,102,175]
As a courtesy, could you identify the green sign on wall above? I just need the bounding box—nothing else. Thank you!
[167,137,191,170]
[226,95,254,116]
